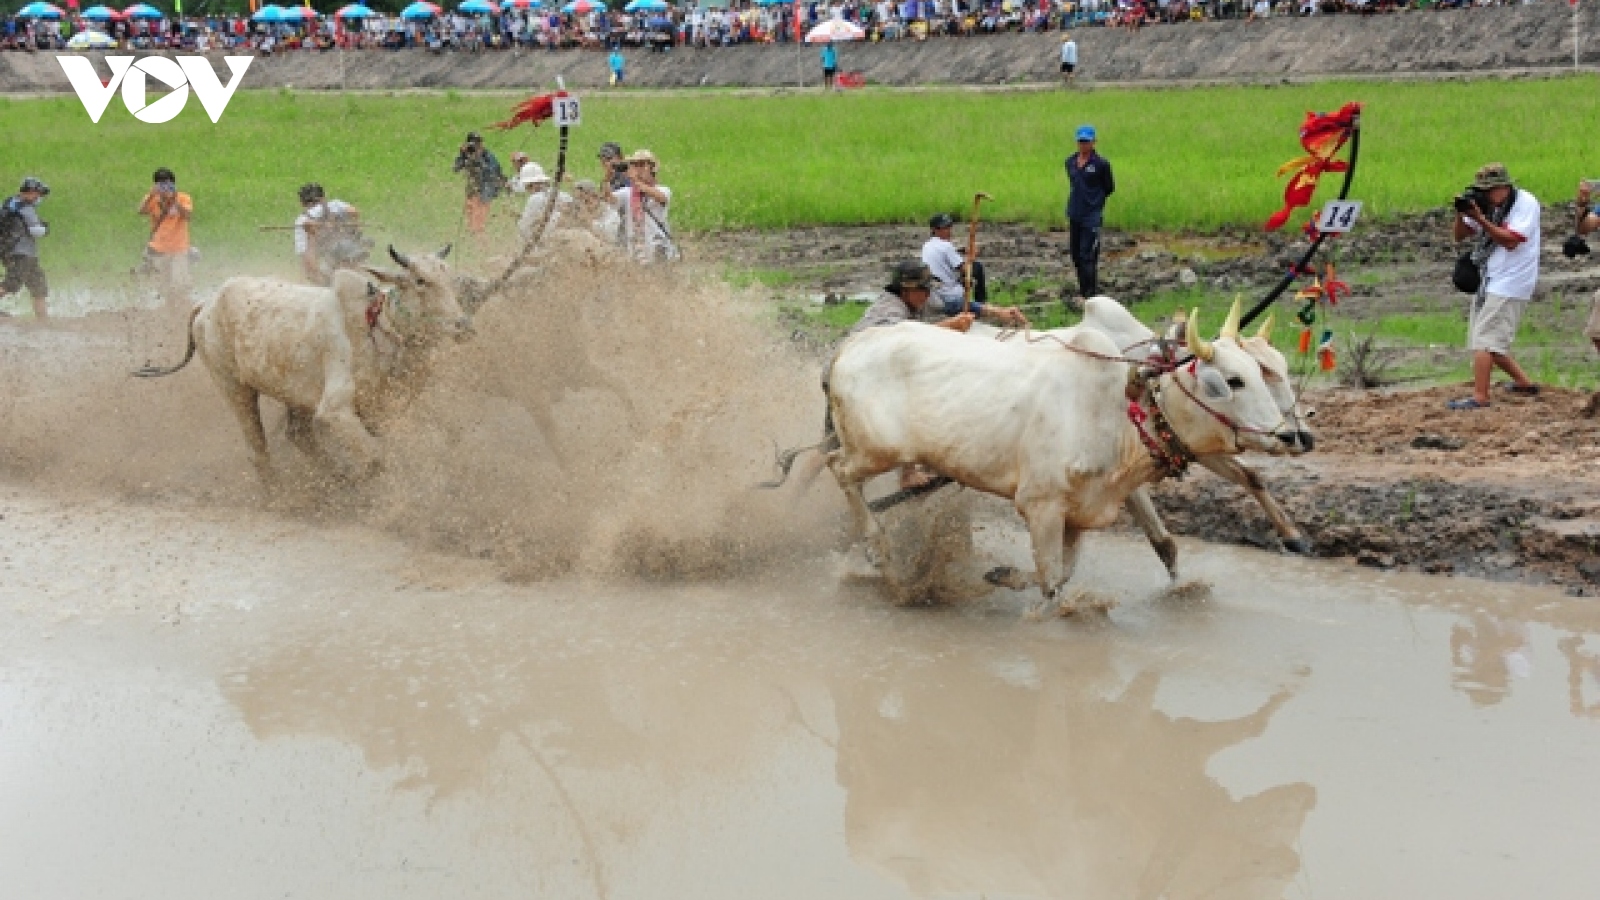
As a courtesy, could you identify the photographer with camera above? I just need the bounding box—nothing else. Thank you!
[452,131,505,246]
[1572,179,1600,417]
[1448,163,1540,411]
[0,176,51,321]
[136,167,193,318]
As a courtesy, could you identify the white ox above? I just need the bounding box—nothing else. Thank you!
[826,300,1291,612]
[1076,296,1315,560]
[136,245,470,479]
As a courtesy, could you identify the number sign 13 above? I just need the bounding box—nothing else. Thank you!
[553,96,582,127]
[1316,200,1362,233]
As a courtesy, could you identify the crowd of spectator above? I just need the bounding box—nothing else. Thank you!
[0,0,1549,53]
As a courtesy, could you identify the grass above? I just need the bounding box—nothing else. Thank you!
[5,75,1600,285]
[788,282,1600,390]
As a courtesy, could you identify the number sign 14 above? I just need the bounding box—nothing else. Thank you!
[554,96,581,127]
[1317,200,1362,233]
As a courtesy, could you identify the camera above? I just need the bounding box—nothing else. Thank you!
[1453,187,1490,215]
[1562,234,1591,259]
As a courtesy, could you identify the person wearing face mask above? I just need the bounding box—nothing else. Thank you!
[0,176,51,321]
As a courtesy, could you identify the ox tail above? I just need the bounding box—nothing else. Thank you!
[754,436,834,490]
[131,306,200,378]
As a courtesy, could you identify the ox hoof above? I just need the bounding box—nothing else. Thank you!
[984,566,1030,592]
[1282,537,1314,556]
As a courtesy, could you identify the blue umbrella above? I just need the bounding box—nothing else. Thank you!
[80,4,121,19]
[16,1,65,17]
[400,1,440,17]
[457,0,494,10]
[624,0,665,10]
[500,0,543,7]
[121,2,164,17]
[251,4,288,20]
[335,2,375,16]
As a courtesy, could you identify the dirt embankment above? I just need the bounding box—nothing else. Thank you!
[6,3,1597,93]
[1153,386,1600,594]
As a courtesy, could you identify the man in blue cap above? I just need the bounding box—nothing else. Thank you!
[1065,124,1115,305]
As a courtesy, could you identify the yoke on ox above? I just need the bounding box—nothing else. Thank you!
[134,245,470,480]
[825,300,1292,615]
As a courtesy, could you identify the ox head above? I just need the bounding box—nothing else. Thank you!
[1164,299,1289,457]
[370,244,473,341]
[1238,313,1315,454]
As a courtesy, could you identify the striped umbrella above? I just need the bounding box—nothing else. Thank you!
[121,2,163,17]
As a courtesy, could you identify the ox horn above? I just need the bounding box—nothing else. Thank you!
[436,243,452,260]
[1256,311,1276,343]
[1219,295,1242,340]
[1186,307,1215,362]
[388,245,412,269]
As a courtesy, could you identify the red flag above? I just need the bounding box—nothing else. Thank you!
[1265,102,1361,231]
[491,91,565,130]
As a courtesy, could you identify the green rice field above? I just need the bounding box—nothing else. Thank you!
[5,75,1600,284]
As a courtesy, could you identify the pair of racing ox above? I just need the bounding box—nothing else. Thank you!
[821,296,1315,615]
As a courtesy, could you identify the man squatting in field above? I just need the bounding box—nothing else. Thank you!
[921,212,1028,327]
[1065,124,1114,306]
[136,167,193,318]
[294,183,366,286]
[0,176,51,320]
[1448,163,1540,411]
[453,131,505,245]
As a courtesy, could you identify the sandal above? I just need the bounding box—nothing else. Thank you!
[1447,398,1490,411]
[1497,382,1540,396]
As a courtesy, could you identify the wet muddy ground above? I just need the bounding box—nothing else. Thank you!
[3,483,1599,899]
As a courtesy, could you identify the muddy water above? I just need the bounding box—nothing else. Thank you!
[2,487,1598,900]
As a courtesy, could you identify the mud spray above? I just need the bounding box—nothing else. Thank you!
[0,240,979,597]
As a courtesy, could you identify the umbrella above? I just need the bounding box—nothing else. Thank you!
[66,28,116,46]
[457,0,494,10]
[560,0,599,12]
[121,2,163,17]
[399,0,439,17]
[804,18,862,42]
[501,0,542,8]
[753,0,786,5]
[251,4,288,20]
[624,0,665,10]
[15,1,65,17]
[335,2,375,15]
[283,5,320,18]
[80,4,123,18]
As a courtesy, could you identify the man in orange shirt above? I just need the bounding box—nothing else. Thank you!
[137,167,192,317]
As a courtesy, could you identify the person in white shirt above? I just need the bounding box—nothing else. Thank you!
[294,182,363,285]
[612,149,676,264]
[920,212,1027,325]
[1059,31,1077,83]
[515,162,572,239]
[1449,162,1540,410]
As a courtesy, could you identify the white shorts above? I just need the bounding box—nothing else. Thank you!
[1467,291,1526,355]
[1585,288,1600,341]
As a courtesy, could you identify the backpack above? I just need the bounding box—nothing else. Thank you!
[0,197,26,256]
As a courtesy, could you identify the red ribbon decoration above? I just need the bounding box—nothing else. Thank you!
[491,91,565,131]
[1265,102,1362,231]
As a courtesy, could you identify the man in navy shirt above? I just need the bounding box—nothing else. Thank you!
[1065,124,1115,303]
